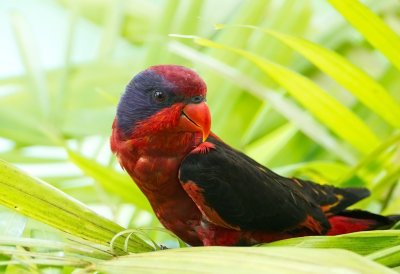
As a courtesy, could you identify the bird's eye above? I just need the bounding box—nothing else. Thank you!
[191,96,204,104]
[153,90,166,103]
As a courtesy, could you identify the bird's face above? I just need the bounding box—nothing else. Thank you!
[115,65,211,143]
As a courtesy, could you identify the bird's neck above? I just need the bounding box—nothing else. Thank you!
[131,131,202,157]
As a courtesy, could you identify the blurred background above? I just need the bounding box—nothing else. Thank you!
[1,0,400,247]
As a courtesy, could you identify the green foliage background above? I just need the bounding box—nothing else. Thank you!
[1,0,400,272]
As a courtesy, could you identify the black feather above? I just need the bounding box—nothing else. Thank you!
[288,178,370,215]
[337,210,399,229]
[179,136,370,234]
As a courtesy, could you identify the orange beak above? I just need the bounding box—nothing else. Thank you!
[179,102,211,142]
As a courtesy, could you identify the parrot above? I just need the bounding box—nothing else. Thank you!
[110,65,399,246]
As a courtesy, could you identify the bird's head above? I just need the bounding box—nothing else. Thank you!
[113,65,211,151]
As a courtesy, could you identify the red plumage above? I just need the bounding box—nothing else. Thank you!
[111,65,399,246]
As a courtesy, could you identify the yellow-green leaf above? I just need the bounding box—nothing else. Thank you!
[327,0,400,72]
[193,37,380,154]
[245,122,298,164]
[0,159,153,254]
[257,29,400,129]
[67,150,152,213]
[92,246,395,273]
[263,230,400,256]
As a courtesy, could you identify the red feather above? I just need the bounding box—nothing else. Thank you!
[327,216,377,236]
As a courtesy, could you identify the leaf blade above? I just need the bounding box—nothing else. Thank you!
[260,29,400,129]
[193,37,380,154]
[262,230,400,256]
[93,246,395,273]
[67,150,152,212]
[0,159,153,254]
[327,0,400,72]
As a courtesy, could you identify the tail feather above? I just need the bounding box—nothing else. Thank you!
[327,187,370,215]
[326,210,398,236]
[387,215,400,227]
[295,178,370,216]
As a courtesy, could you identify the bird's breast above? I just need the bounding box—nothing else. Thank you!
[114,131,204,245]
[120,153,203,245]
[133,156,180,190]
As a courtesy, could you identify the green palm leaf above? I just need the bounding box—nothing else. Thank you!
[191,37,380,154]
[92,246,395,273]
[227,26,400,129]
[0,159,153,254]
[327,0,400,72]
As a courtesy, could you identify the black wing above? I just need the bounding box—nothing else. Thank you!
[179,135,369,234]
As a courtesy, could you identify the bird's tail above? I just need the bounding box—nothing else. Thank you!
[326,210,400,236]
[388,214,400,225]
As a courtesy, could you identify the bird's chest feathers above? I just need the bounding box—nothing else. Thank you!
[122,131,202,188]
[132,155,182,193]
[127,154,203,240]
[121,152,198,217]
[114,131,204,245]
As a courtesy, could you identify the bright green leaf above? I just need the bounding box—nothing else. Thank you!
[339,131,400,186]
[0,159,153,254]
[192,37,380,154]
[251,28,400,129]
[327,0,400,72]
[263,230,400,257]
[0,236,112,260]
[367,245,400,268]
[245,122,298,164]
[67,150,152,213]
[92,246,395,273]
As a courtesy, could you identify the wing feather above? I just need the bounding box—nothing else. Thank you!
[179,136,369,234]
